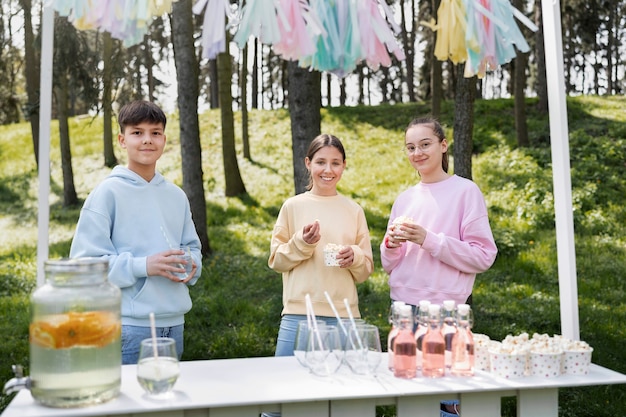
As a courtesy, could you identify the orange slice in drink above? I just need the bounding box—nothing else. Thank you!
[30,311,120,349]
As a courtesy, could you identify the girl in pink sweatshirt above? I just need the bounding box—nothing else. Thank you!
[380,117,497,307]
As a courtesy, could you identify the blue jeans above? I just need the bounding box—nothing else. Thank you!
[121,324,184,365]
[274,314,341,357]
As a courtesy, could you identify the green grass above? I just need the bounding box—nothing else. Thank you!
[1,96,625,415]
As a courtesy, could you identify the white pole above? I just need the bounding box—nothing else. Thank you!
[541,0,580,340]
[37,5,55,287]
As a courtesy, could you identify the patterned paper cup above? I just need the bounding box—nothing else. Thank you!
[562,348,593,375]
[473,334,491,372]
[324,249,341,266]
[323,244,343,267]
[529,351,562,378]
[489,350,528,379]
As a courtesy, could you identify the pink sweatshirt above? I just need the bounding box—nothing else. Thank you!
[380,175,497,306]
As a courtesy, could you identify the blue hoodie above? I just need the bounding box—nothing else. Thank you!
[70,166,202,327]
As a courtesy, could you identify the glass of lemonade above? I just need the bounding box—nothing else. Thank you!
[137,337,180,398]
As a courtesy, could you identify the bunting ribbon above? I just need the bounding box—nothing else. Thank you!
[45,0,533,77]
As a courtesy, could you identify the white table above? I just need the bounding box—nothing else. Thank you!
[2,355,626,417]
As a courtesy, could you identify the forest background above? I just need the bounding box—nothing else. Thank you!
[1,0,626,415]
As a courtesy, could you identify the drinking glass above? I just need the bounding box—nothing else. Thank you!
[294,320,325,367]
[137,337,180,398]
[338,318,365,351]
[343,324,383,375]
[305,325,343,376]
[173,246,192,280]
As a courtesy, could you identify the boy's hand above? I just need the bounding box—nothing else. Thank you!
[147,249,196,282]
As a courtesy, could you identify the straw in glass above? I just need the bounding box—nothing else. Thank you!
[149,312,159,359]
[324,291,348,337]
[343,298,364,350]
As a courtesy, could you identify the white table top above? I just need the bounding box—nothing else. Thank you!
[2,355,626,417]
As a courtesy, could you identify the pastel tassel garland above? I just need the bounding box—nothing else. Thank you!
[233,0,283,48]
[273,0,322,61]
[193,0,234,60]
[44,0,533,77]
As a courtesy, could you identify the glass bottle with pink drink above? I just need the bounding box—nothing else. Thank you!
[441,300,457,370]
[387,301,406,371]
[393,305,417,379]
[422,304,445,378]
[414,300,430,371]
[451,303,475,376]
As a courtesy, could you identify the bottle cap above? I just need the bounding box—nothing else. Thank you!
[418,300,431,308]
[443,300,455,310]
[400,304,413,317]
[457,304,470,315]
[428,304,441,315]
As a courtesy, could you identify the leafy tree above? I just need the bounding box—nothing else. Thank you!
[101,31,118,167]
[0,1,23,125]
[217,33,246,197]
[534,0,548,113]
[19,0,41,165]
[52,16,99,207]
[287,62,321,195]
[400,0,418,102]
[512,0,530,147]
[240,42,251,160]
[172,0,211,256]
[453,63,475,180]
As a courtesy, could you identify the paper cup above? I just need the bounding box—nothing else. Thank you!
[529,351,562,377]
[489,350,528,379]
[562,348,593,375]
[324,247,341,266]
[473,334,492,372]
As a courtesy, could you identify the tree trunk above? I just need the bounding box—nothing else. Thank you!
[430,0,442,117]
[252,39,259,109]
[513,54,530,147]
[326,73,332,107]
[401,0,417,102]
[208,59,219,108]
[54,77,78,207]
[241,43,250,159]
[102,32,118,167]
[339,77,346,106]
[287,62,321,195]
[217,35,247,197]
[453,63,475,181]
[606,2,615,94]
[534,0,548,113]
[144,36,155,102]
[357,64,365,105]
[20,0,41,166]
[171,0,211,256]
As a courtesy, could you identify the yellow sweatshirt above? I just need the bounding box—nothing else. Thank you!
[268,192,374,318]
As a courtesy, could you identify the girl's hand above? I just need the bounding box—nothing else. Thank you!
[396,222,427,246]
[336,246,354,268]
[385,233,402,249]
[303,220,321,244]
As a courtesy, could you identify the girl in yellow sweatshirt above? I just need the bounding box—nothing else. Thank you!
[268,134,374,356]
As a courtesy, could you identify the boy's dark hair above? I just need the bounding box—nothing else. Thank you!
[118,100,167,133]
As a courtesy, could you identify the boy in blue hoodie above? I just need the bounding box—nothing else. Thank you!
[70,100,202,364]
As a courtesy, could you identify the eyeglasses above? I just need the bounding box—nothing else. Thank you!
[404,141,436,154]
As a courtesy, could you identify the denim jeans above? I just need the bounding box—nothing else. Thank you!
[274,314,340,357]
[121,324,184,365]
